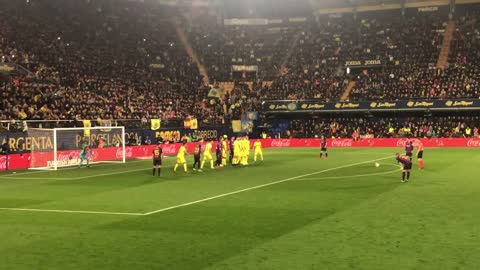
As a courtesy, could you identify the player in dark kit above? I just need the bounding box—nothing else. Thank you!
[192,143,202,171]
[405,138,414,160]
[152,144,163,176]
[319,135,328,159]
[215,139,223,167]
[229,137,235,164]
[396,153,412,183]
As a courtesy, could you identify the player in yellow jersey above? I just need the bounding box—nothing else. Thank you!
[253,139,263,162]
[232,137,240,165]
[174,142,188,173]
[240,136,249,165]
[201,140,214,169]
[221,137,228,166]
[245,136,250,164]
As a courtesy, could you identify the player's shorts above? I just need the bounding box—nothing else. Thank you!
[194,155,201,162]
[417,151,423,159]
[255,150,262,155]
[403,163,412,170]
[406,152,413,158]
[176,157,186,164]
[203,153,213,161]
[321,147,327,152]
[153,159,162,166]
[79,154,87,160]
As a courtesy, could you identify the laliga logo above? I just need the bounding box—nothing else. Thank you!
[467,139,480,147]
[270,139,291,147]
[331,139,353,147]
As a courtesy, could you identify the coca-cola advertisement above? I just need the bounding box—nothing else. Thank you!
[0,156,7,170]
[467,138,480,147]
[161,144,179,155]
[331,139,354,147]
[270,139,292,148]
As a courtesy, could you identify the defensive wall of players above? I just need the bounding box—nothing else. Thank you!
[2,138,480,170]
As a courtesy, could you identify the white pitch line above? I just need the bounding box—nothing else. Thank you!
[0,207,144,216]
[142,156,393,215]
[0,156,393,216]
[0,159,148,177]
[0,165,176,180]
[297,168,400,181]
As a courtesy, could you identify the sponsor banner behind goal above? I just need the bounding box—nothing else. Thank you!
[2,138,480,170]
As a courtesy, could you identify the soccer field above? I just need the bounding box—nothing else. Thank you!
[0,147,479,270]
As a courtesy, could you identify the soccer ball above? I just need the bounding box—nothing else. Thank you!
[375,163,380,167]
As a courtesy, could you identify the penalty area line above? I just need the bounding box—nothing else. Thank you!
[297,163,401,181]
[297,168,400,181]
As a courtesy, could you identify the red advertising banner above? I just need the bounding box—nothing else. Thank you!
[2,138,479,170]
[260,137,480,148]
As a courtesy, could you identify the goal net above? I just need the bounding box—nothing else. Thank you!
[27,126,126,170]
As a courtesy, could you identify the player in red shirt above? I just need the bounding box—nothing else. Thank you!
[416,140,424,170]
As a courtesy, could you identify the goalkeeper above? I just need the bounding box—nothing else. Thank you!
[79,146,90,168]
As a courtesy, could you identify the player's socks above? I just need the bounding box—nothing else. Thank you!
[407,172,410,180]
[402,172,406,181]
[319,153,323,159]
[200,160,205,169]
[419,159,424,169]
[325,153,328,159]
[174,164,178,172]
[183,164,187,172]
[210,160,214,169]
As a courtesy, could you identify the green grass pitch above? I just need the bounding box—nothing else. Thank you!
[0,147,479,270]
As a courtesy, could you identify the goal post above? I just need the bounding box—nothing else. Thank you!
[27,126,126,170]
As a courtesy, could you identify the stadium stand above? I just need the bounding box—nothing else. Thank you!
[0,0,479,136]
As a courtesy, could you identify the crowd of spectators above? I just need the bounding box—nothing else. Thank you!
[1,0,480,132]
[189,22,297,82]
[286,115,480,139]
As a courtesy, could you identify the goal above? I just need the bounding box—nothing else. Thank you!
[27,126,126,170]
